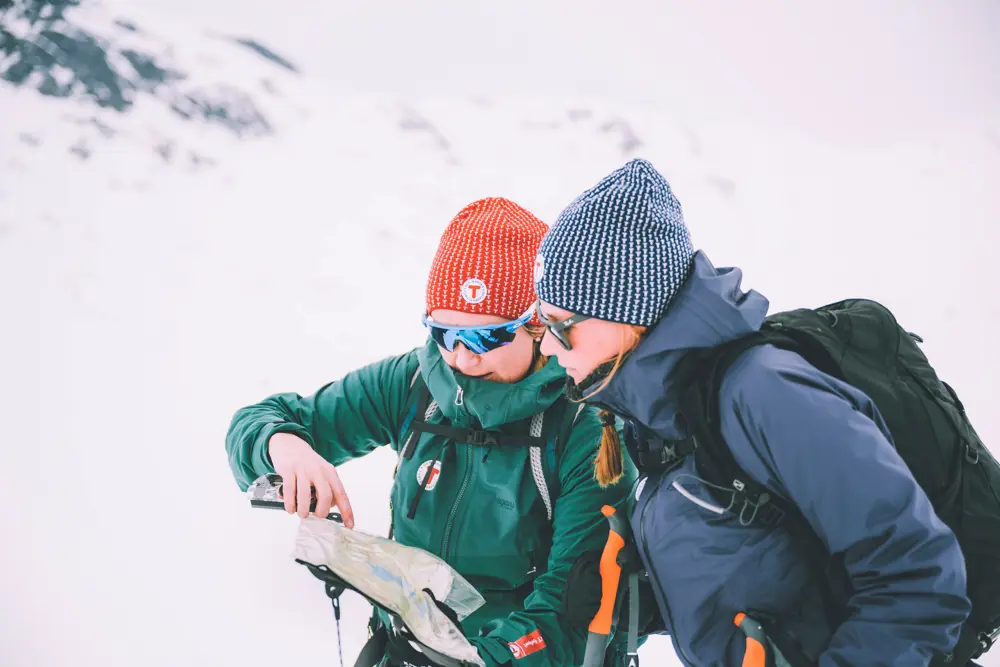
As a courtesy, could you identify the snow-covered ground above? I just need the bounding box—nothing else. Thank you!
[2,1,998,666]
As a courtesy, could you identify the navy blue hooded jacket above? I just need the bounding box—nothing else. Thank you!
[586,251,970,666]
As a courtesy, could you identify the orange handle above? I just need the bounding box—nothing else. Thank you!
[588,506,626,635]
[735,613,767,667]
[740,638,767,667]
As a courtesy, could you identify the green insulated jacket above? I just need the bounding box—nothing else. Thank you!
[227,341,635,667]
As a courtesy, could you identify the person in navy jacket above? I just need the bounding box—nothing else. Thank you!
[533,158,971,666]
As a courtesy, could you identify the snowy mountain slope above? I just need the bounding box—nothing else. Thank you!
[1,0,312,180]
[2,2,999,667]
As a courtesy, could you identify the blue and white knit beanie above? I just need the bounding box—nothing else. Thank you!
[534,158,696,327]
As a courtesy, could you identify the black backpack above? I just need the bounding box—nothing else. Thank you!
[656,299,1000,663]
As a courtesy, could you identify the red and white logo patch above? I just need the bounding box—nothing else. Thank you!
[509,630,546,660]
[460,278,488,304]
[416,460,442,491]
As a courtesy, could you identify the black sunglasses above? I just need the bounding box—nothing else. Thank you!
[535,301,592,350]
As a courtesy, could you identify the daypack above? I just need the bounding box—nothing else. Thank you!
[644,298,1000,662]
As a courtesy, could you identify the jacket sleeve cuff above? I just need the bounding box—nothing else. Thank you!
[250,422,315,474]
[471,637,512,667]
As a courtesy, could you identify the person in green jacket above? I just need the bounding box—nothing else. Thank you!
[226,197,635,667]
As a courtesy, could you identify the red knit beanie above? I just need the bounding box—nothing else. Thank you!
[426,198,547,322]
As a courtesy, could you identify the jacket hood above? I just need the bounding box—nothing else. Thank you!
[417,341,567,429]
[586,250,769,434]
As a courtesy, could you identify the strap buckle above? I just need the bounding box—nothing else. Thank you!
[636,436,696,471]
[465,430,498,446]
[965,443,980,465]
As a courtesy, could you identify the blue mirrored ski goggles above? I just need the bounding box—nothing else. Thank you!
[423,307,534,355]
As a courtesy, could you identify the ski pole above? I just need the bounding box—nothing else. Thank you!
[735,613,769,667]
[582,505,631,667]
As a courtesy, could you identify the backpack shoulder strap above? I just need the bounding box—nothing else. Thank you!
[399,371,433,460]
[678,331,792,525]
[679,319,858,526]
[390,371,430,538]
[529,410,554,521]
[679,330,848,622]
[527,398,578,522]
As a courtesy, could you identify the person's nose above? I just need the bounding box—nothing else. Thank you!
[539,328,560,358]
[454,343,481,374]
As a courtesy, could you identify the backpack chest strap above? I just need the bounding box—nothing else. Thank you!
[407,419,545,448]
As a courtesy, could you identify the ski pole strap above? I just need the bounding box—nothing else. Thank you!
[318,576,346,667]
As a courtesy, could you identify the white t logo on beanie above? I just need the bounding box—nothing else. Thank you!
[461,278,488,304]
[533,254,546,284]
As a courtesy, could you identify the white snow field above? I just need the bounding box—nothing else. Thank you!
[1,1,998,666]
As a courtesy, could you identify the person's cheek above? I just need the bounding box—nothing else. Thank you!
[439,347,458,369]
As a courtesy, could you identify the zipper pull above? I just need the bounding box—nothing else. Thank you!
[455,386,464,407]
